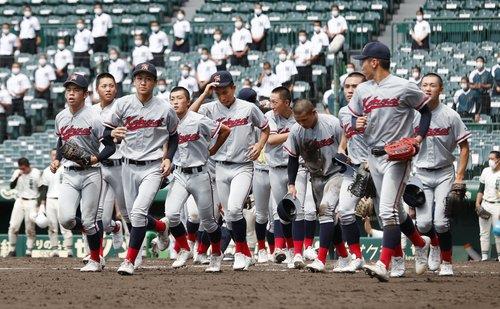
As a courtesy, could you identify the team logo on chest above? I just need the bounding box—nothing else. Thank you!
[414,126,450,137]
[179,133,200,144]
[310,136,335,148]
[362,96,400,113]
[216,117,249,128]
[124,116,164,131]
[60,125,92,141]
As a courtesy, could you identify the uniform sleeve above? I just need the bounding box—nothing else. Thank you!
[453,90,461,104]
[401,81,429,110]
[469,71,476,83]
[147,50,154,61]
[479,168,486,184]
[225,41,233,56]
[185,21,191,33]
[40,169,50,186]
[334,118,343,144]
[107,15,113,29]
[33,17,41,31]
[48,67,56,81]
[264,16,271,29]
[102,99,123,128]
[291,62,298,75]
[451,112,471,144]
[341,17,348,31]
[283,126,299,157]
[322,91,330,108]
[267,114,278,134]
[55,115,61,136]
[245,30,252,44]
[92,115,105,140]
[425,21,431,34]
[166,107,179,135]
[163,32,169,46]
[201,116,221,138]
[250,105,269,129]
[348,87,363,116]
[198,104,210,117]
[89,32,95,45]
[22,75,31,90]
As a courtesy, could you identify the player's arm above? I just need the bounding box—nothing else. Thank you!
[93,132,116,164]
[338,132,347,155]
[38,185,48,206]
[267,132,288,146]
[414,104,431,143]
[209,124,231,156]
[189,82,218,113]
[50,137,63,173]
[475,181,485,210]
[161,132,179,177]
[455,140,469,183]
[9,170,21,189]
[248,125,270,161]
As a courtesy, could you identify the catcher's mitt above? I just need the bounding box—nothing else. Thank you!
[355,197,374,218]
[444,182,466,218]
[60,140,91,167]
[475,206,492,220]
[301,139,324,175]
[384,137,419,161]
[348,163,376,198]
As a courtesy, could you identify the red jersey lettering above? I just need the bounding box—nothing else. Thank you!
[178,133,200,144]
[216,117,249,128]
[362,96,400,113]
[59,126,92,141]
[414,126,450,137]
[125,116,164,131]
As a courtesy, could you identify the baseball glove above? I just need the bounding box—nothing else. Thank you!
[60,140,91,167]
[475,206,492,220]
[384,137,419,161]
[355,197,374,218]
[348,163,376,198]
[301,139,324,174]
[444,183,466,218]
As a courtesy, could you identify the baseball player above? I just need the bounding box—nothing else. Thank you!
[105,62,178,276]
[52,73,116,272]
[413,73,470,276]
[197,71,270,271]
[349,42,431,282]
[39,149,73,257]
[336,71,368,272]
[162,86,230,272]
[284,99,350,273]
[6,158,41,257]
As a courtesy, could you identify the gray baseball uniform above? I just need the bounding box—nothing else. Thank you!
[103,94,178,227]
[253,152,272,226]
[413,104,470,233]
[348,74,429,226]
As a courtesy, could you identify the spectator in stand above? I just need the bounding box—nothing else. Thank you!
[256,62,280,100]
[6,62,31,118]
[322,80,335,114]
[230,16,252,67]
[409,65,423,84]
[327,4,348,52]
[0,23,18,68]
[275,48,297,86]
[196,48,217,91]
[177,65,199,97]
[132,34,153,67]
[108,48,128,98]
[475,150,500,262]
[0,85,11,142]
[453,77,477,118]
[294,30,317,96]
[34,55,56,117]
[157,79,170,101]
[91,2,113,53]
[491,55,500,98]
[148,20,169,67]
[250,3,271,52]
[18,5,40,55]
[311,20,329,65]
[54,38,73,82]
[211,29,232,71]
[241,78,254,89]
[72,19,93,69]
[469,56,493,115]
[410,8,431,51]
[172,9,191,53]
[339,62,355,86]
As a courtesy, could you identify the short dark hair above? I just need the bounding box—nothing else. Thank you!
[150,20,159,26]
[96,73,116,87]
[461,76,469,82]
[331,4,339,10]
[201,47,209,53]
[171,86,190,101]
[313,20,322,26]
[94,2,102,8]
[422,73,443,86]
[18,157,30,167]
[298,30,307,35]
[412,65,421,72]
[379,59,390,70]
[271,86,291,103]
[345,72,366,82]
[476,56,485,62]
[491,150,500,159]
[2,23,10,28]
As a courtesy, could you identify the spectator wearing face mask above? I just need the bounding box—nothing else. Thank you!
[177,65,199,97]
[196,48,217,91]
[34,55,56,117]
[107,48,129,98]
[157,79,170,101]
[211,29,232,71]
[327,4,347,52]
[0,23,18,68]
[132,34,153,67]
[322,80,336,114]
[408,66,422,84]
[275,48,298,86]
[172,9,191,53]
[72,19,93,69]
[256,62,280,100]
[54,38,73,82]
[311,20,329,65]
[453,77,477,118]
[491,55,500,98]
[91,3,113,53]
[230,16,252,67]
[294,30,317,95]
[339,62,355,86]
[6,62,30,118]
[18,5,40,55]
[0,84,11,142]
[469,56,493,115]
[250,3,271,52]
[410,8,430,51]
[148,20,169,67]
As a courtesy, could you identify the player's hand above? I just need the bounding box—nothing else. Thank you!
[355,116,367,131]
[161,159,172,178]
[90,155,98,165]
[111,127,127,139]
[287,184,297,199]
[50,160,60,173]
[247,143,262,161]
[203,82,219,96]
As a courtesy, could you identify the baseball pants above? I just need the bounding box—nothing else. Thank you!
[58,167,102,235]
[97,164,129,232]
[478,201,500,257]
[269,166,310,222]
[46,197,73,250]
[310,173,343,224]
[296,166,316,221]
[254,168,271,225]
[8,198,37,251]
[337,170,360,226]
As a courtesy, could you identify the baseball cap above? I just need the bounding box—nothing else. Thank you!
[210,70,234,87]
[237,88,257,104]
[132,62,157,78]
[63,73,89,89]
[352,41,391,61]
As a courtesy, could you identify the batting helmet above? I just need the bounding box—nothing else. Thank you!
[35,212,49,229]
[403,176,426,208]
[277,193,299,223]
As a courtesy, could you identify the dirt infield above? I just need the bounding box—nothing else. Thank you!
[0,258,498,309]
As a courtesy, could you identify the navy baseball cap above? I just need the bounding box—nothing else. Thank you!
[63,73,89,89]
[210,70,234,87]
[132,62,157,78]
[353,41,391,61]
[238,88,257,104]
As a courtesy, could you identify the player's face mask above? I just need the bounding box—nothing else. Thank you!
[279,53,287,61]
[23,10,32,17]
[332,10,339,17]
[11,67,20,75]
[298,35,306,43]
[476,61,484,69]
[77,23,84,30]
[2,28,9,34]
[489,159,498,169]
[39,58,47,66]
[94,8,102,15]
[151,26,160,32]
[213,34,221,41]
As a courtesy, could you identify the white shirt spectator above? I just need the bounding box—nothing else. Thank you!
[231,28,252,52]
[108,58,129,83]
[327,15,348,34]
[132,45,153,66]
[178,76,199,96]
[275,59,298,84]
[196,59,217,83]
[0,88,12,114]
[412,20,431,40]
[149,30,169,54]
[250,14,271,39]
[92,13,113,38]
[211,39,232,62]
[0,32,17,55]
[322,88,334,109]
[34,64,56,89]
[54,48,73,70]
[479,166,500,203]
[7,73,31,98]
[19,16,41,39]
[173,20,191,39]
[311,30,329,55]
[157,89,170,101]
[294,40,315,67]
[258,73,280,98]
[73,28,94,53]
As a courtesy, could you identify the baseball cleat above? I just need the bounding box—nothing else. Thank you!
[303,246,318,261]
[339,257,364,273]
[117,259,134,276]
[155,218,170,251]
[80,259,102,272]
[332,254,352,273]
[194,253,210,265]
[414,236,431,275]
[82,254,90,264]
[390,256,405,278]
[306,258,325,273]
[284,249,293,265]
[257,249,269,263]
[438,262,453,276]
[50,250,59,257]
[223,253,234,261]
[205,254,224,273]
[293,254,305,269]
[134,248,143,270]
[112,221,124,250]
[363,261,389,282]
[273,248,286,264]
[428,245,441,271]
[7,251,16,257]
[100,255,106,270]
[188,240,196,260]
[233,253,252,271]
[172,249,190,268]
